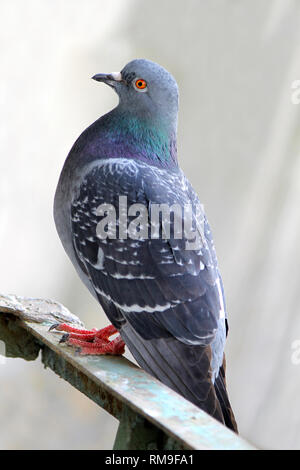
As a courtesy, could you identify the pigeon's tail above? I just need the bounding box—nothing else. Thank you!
[121,323,228,426]
[214,356,238,433]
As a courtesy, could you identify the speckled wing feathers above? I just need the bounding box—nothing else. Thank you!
[71,160,225,349]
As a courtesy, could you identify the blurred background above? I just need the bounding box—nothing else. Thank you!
[1,0,300,450]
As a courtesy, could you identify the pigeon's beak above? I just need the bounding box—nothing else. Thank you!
[91,72,123,87]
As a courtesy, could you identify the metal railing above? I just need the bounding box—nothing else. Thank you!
[0,293,254,450]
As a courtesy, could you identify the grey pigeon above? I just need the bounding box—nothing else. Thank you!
[53,59,238,432]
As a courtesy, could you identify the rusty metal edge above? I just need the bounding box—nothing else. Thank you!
[13,319,255,451]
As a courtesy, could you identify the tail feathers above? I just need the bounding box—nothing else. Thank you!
[121,322,225,425]
[214,357,238,433]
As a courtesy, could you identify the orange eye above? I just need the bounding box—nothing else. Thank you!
[134,78,147,90]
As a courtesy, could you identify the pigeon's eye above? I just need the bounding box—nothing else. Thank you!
[134,78,147,92]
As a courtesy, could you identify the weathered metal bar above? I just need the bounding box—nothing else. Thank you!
[0,294,255,450]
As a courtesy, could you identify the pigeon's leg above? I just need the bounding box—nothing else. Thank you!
[49,323,116,338]
[49,323,125,355]
[72,335,125,356]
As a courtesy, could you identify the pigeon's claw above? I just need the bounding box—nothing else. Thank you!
[59,333,70,344]
[49,323,125,356]
[48,323,60,332]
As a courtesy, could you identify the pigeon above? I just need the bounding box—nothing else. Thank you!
[53,59,238,432]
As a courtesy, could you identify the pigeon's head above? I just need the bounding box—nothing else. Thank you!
[92,59,178,127]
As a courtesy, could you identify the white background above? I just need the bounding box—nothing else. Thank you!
[1,0,300,449]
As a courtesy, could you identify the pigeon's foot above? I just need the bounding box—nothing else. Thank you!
[49,323,125,355]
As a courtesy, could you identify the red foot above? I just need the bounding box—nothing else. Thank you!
[49,323,125,356]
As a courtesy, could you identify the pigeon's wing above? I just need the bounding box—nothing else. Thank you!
[214,354,238,431]
[71,160,224,343]
[70,159,235,428]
